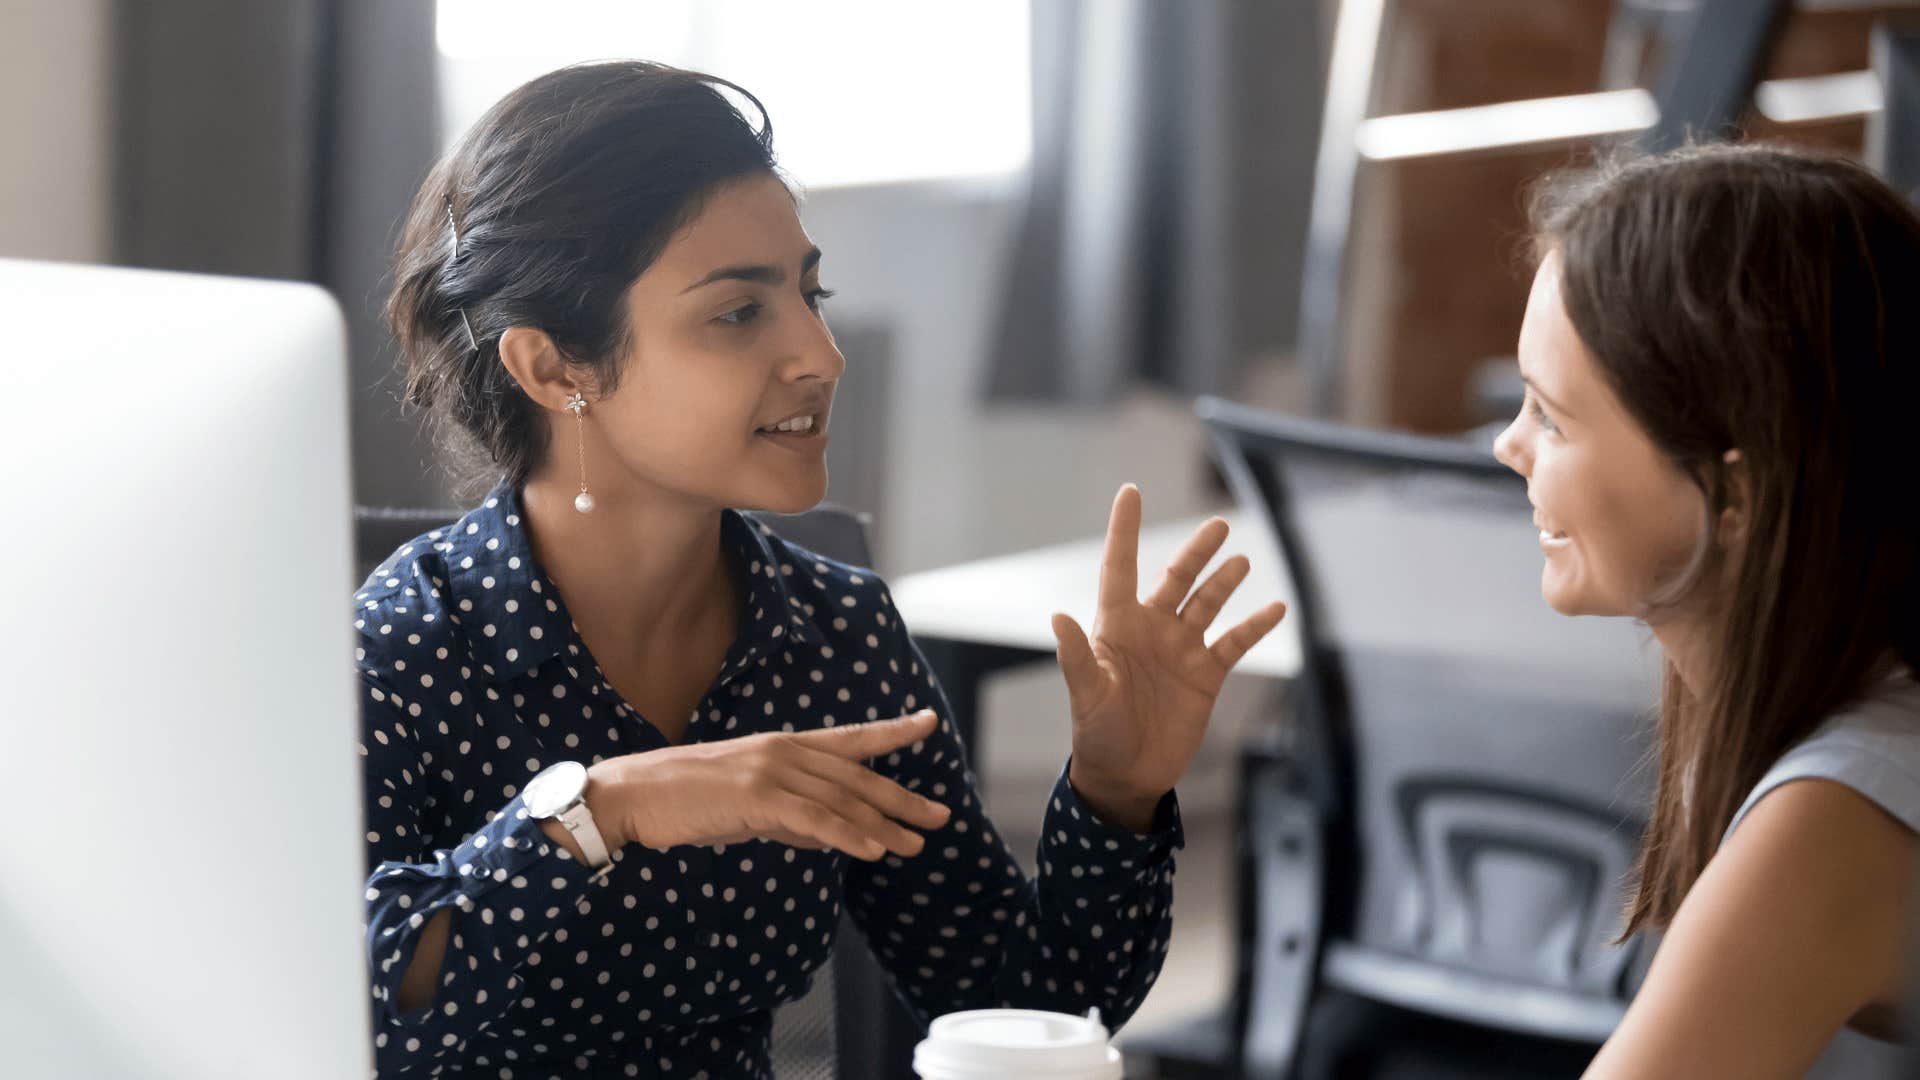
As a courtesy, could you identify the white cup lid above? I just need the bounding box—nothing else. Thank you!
[913,1008,1123,1079]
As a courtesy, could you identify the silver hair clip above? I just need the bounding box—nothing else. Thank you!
[445,196,480,354]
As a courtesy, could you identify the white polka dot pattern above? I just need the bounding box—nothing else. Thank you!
[353,484,1182,1077]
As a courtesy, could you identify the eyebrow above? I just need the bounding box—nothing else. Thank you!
[1520,373,1575,419]
[680,247,823,294]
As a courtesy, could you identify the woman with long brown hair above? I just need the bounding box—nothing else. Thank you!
[1494,142,1920,1077]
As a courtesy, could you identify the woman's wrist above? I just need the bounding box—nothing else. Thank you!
[582,759,631,849]
[1067,760,1163,834]
[535,760,631,860]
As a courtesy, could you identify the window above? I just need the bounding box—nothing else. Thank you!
[435,0,1032,189]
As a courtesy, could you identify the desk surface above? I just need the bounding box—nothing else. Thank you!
[891,510,1303,679]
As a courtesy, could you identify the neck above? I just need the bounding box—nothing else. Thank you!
[1649,607,1718,700]
[517,463,735,657]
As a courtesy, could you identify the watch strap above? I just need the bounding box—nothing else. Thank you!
[556,799,613,880]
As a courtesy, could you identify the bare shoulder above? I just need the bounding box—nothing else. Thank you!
[1583,778,1916,1079]
[1730,775,1917,884]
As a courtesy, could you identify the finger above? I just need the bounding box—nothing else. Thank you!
[766,791,888,861]
[763,828,831,851]
[1097,484,1143,610]
[782,769,929,858]
[1050,612,1105,714]
[793,747,952,831]
[1178,553,1250,630]
[1144,516,1230,612]
[792,709,938,760]
[1209,600,1288,671]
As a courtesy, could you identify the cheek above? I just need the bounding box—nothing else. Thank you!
[1528,441,1643,612]
[1527,438,1584,527]
[1568,458,1703,609]
[600,363,761,472]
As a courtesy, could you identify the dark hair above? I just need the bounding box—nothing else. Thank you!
[1530,142,1920,937]
[386,61,778,494]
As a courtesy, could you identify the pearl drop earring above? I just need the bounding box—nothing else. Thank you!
[566,391,594,513]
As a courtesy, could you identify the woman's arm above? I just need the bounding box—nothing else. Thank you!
[390,808,605,1013]
[359,675,608,1074]
[841,618,1182,1030]
[1584,778,1916,1079]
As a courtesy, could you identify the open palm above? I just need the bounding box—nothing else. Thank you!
[1052,485,1288,818]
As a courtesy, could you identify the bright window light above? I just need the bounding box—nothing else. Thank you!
[435,0,1032,189]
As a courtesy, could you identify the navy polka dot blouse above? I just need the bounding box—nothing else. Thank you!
[354,483,1184,1077]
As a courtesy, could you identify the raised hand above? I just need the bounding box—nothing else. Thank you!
[1051,485,1287,831]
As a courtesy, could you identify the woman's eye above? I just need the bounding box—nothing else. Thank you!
[718,301,763,326]
[1529,396,1560,434]
[805,286,837,312]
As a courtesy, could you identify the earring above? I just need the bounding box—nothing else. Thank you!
[566,391,594,513]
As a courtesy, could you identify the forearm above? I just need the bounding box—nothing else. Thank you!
[395,908,452,1012]
[853,765,1181,1031]
[364,799,601,1071]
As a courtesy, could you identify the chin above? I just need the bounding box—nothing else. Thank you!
[1541,585,1590,617]
[1539,564,1595,617]
[1539,566,1636,619]
[743,475,829,517]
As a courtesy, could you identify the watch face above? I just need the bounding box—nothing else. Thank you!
[523,760,587,818]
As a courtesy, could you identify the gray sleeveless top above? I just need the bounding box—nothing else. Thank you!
[1720,672,1920,1079]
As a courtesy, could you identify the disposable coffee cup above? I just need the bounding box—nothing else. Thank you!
[912,1007,1124,1079]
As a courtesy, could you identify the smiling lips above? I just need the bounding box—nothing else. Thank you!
[1534,513,1571,549]
[753,401,828,446]
[756,413,821,435]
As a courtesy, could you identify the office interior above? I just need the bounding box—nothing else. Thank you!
[4,2,1920,1078]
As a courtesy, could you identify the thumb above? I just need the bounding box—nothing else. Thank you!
[1050,612,1105,714]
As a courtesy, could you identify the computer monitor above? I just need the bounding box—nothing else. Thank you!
[0,259,369,1078]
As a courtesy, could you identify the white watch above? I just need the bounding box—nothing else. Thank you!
[523,761,613,880]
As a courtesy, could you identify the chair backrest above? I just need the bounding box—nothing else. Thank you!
[1198,398,1662,1037]
[353,505,459,583]
[746,503,875,568]
[745,503,887,1080]
[353,503,879,580]
[353,500,907,1079]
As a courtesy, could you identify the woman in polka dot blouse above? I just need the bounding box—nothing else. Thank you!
[358,62,1286,1078]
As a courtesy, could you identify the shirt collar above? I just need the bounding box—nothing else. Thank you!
[434,484,574,682]
[441,482,826,685]
[725,509,830,680]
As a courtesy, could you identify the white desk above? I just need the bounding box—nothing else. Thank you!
[892,510,1301,680]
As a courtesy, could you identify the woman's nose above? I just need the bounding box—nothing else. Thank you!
[1493,418,1527,476]
[789,311,845,382]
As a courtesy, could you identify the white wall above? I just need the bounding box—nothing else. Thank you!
[0,0,110,263]
[799,179,1232,577]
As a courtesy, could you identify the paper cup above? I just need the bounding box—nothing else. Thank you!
[912,1007,1124,1080]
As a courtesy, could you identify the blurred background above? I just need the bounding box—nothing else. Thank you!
[5,1,1914,1077]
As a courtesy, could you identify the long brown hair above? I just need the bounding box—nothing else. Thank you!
[1530,142,1920,936]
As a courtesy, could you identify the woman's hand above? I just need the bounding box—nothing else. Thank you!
[582,710,952,859]
[1052,485,1287,832]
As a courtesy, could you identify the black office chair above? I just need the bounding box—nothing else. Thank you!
[352,500,921,1080]
[1193,398,1662,1080]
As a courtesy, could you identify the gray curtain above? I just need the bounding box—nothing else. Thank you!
[985,0,1323,404]
[112,0,444,507]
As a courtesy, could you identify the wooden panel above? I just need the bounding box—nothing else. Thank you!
[1375,0,1614,113]
[1341,4,1886,432]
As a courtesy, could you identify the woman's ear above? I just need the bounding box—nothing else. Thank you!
[1716,448,1750,548]
[497,325,587,413]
